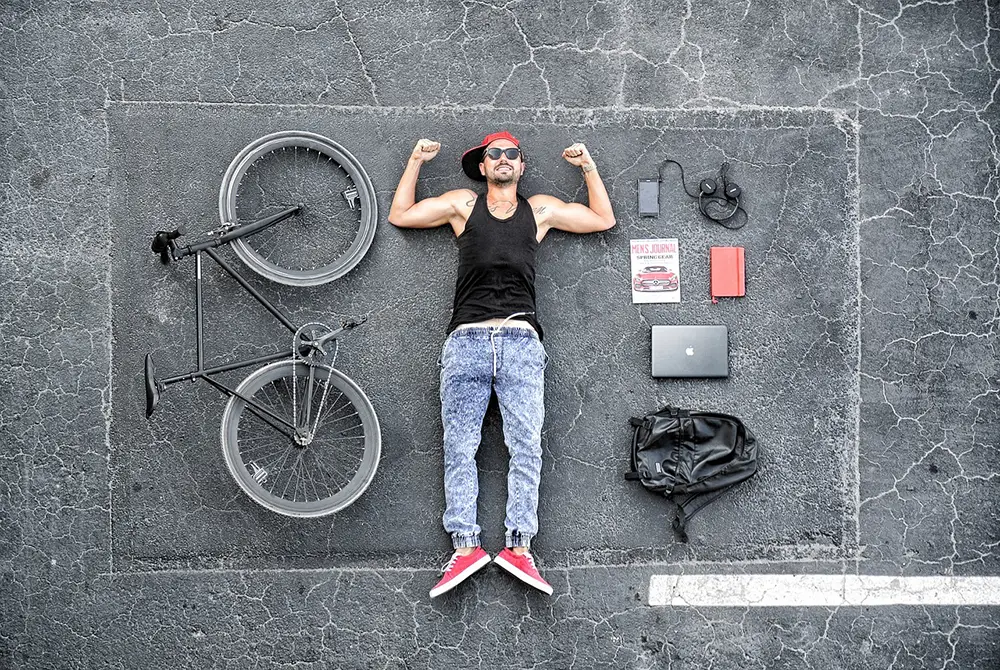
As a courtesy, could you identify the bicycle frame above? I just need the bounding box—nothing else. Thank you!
[145,207,352,431]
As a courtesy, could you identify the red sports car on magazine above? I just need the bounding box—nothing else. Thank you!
[633,265,679,291]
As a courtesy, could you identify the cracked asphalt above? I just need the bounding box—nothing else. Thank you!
[1,1,998,668]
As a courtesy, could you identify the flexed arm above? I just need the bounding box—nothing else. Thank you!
[532,143,616,239]
[388,139,463,229]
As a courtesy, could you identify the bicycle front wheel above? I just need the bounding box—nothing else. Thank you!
[219,130,378,286]
[220,360,381,517]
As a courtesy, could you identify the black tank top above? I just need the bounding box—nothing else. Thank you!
[447,192,543,339]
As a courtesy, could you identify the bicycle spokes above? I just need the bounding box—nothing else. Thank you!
[220,131,378,286]
[220,361,379,517]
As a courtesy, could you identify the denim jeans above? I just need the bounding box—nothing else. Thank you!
[439,326,546,549]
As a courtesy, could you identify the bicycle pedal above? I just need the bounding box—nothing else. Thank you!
[249,462,268,485]
[342,186,359,210]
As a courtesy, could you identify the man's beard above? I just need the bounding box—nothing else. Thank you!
[487,170,517,186]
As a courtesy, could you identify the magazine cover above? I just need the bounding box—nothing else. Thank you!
[630,238,681,303]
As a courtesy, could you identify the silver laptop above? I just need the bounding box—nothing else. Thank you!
[651,325,729,378]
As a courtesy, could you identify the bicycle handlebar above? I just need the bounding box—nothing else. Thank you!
[150,206,302,263]
[150,226,186,263]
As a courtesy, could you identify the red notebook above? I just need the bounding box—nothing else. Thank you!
[710,247,745,303]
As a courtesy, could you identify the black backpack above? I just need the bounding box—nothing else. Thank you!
[626,406,758,542]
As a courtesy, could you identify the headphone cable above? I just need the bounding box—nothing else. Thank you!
[658,159,700,198]
[657,158,748,230]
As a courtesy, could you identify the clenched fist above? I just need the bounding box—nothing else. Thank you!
[411,139,441,163]
[562,142,594,170]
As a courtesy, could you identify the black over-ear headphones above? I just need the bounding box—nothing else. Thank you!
[660,159,747,229]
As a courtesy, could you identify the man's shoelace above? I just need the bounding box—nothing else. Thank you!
[440,553,461,574]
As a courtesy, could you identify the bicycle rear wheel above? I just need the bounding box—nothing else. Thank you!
[220,360,381,517]
[219,131,378,286]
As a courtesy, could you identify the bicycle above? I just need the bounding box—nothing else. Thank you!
[144,130,381,518]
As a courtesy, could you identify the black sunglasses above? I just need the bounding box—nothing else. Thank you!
[483,147,521,161]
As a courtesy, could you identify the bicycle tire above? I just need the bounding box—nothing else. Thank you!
[220,360,381,517]
[219,131,378,287]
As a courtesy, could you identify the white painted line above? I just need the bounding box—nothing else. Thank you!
[649,574,1000,607]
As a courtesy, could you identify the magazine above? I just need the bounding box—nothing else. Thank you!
[630,238,681,304]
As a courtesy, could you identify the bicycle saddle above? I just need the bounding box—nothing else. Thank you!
[145,353,163,418]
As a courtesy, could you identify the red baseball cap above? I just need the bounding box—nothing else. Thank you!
[461,131,521,182]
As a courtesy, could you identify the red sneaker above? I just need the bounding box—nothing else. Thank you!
[494,548,553,595]
[429,547,491,598]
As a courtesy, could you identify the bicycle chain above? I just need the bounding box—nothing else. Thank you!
[291,322,338,441]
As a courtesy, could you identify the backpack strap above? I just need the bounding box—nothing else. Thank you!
[624,417,642,480]
[670,514,689,543]
[670,489,732,542]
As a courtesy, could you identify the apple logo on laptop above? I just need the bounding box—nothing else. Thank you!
[685,347,695,356]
